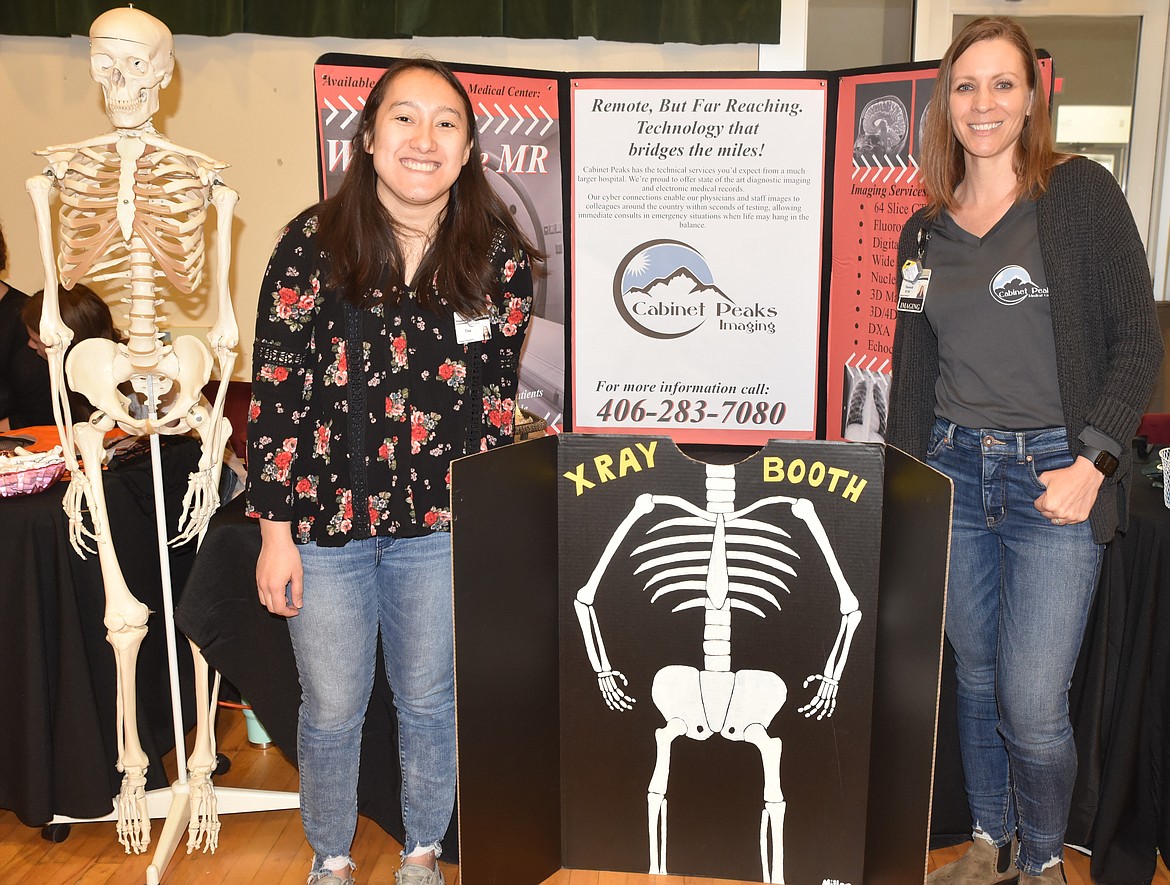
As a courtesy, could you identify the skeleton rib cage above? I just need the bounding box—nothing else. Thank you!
[632,489,800,674]
[49,142,216,295]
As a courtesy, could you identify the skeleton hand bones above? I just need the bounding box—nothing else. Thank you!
[798,673,840,720]
[597,669,636,712]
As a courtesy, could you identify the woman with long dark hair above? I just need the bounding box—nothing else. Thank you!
[888,17,1161,885]
[248,58,541,885]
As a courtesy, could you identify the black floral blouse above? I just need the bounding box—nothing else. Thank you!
[245,210,533,546]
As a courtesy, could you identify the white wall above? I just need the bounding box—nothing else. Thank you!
[0,32,756,379]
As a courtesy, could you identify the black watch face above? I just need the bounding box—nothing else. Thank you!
[1095,451,1119,477]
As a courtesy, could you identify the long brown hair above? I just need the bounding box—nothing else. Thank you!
[920,16,1067,218]
[24,283,122,345]
[316,57,543,316]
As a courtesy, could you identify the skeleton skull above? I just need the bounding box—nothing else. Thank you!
[89,8,174,130]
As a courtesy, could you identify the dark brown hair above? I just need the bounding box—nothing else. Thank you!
[0,222,7,274]
[24,283,123,420]
[920,16,1068,218]
[316,57,543,316]
[24,283,123,346]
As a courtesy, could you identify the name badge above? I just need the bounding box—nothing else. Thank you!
[454,313,491,344]
[897,268,931,313]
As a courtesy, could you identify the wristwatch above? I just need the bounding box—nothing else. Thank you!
[1081,446,1119,478]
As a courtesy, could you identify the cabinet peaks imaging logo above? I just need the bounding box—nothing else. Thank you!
[614,239,732,339]
[989,264,1049,306]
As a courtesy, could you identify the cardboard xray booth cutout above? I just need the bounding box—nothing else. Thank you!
[450,434,951,885]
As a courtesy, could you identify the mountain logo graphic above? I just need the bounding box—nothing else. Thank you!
[613,239,734,338]
[989,264,1048,306]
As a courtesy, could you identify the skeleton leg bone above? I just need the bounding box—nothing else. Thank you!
[75,418,154,853]
[746,722,785,884]
[185,641,221,852]
[647,717,686,875]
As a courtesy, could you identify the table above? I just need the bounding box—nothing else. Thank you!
[0,437,199,826]
[931,462,1170,884]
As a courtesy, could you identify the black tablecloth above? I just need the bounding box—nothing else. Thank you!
[931,464,1170,884]
[0,437,199,826]
[174,496,458,857]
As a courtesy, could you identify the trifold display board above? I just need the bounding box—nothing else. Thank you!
[313,54,1052,446]
[451,434,951,884]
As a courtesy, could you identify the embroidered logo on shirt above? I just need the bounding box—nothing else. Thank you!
[989,265,1049,306]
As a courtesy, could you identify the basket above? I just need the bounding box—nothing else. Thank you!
[0,460,67,497]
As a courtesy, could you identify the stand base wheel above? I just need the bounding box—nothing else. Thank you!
[214,753,231,776]
[40,822,71,842]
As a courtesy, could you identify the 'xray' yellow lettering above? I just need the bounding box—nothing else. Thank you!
[564,441,658,496]
[762,457,867,502]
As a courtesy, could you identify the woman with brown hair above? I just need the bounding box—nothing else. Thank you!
[14,282,121,427]
[0,223,52,430]
[248,57,541,885]
[887,16,1162,885]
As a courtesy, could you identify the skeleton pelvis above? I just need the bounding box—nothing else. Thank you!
[652,665,787,740]
[67,335,213,430]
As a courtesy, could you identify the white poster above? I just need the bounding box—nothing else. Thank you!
[571,77,828,444]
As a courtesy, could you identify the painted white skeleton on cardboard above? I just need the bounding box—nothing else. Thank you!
[26,7,236,856]
[574,462,862,883]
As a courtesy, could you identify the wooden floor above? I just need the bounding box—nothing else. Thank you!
[1,711,1166,884]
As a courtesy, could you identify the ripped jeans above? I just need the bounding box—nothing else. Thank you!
[289,532,455,877]
[926,420,1102,875]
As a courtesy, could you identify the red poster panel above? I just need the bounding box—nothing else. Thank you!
[825,58,1054,443]
[313,56,566,433]
[826,68,935,443]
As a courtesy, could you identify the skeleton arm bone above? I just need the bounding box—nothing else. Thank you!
[574,492,657,710]
[172,401,226,545]
[788,498,862,720]
[26,172,83,476]
[207,177,239,353]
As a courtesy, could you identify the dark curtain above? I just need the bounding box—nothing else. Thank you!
[0,0,781,45]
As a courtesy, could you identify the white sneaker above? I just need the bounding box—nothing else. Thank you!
[395,862,445,885]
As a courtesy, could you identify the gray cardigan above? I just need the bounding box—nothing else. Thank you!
[887,157,1164,543]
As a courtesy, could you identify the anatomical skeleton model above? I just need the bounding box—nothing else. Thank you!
[26,7,236,861]
[573,463,862,883]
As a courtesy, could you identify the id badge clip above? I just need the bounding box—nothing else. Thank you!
[897,267,930,313]
[455,313,492,344]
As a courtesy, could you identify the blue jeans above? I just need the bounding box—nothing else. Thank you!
[926,420,1102,875]
[289,532,456,876]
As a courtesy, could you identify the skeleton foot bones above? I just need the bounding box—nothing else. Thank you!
[115,768,150,854]
[186,766,221,853]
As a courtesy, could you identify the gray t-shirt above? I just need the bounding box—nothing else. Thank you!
[924,199,1065,430]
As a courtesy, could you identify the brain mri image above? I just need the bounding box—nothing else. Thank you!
[852,95,909,164]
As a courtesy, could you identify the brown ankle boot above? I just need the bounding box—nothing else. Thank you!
[1018,862,1065,884]
[927,837,1019,884]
